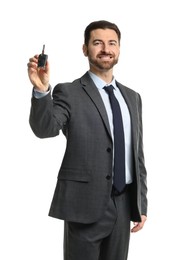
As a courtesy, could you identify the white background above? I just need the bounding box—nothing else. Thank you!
[0,0,181,259]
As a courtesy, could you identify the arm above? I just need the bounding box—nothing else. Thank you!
[28,55,70,138]
[132,93,148,232]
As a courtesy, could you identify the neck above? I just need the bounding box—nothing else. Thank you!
[89,68,113,84]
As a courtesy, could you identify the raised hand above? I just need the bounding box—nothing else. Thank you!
[27,54,50,92]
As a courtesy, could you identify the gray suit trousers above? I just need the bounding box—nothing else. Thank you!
[64,189,131,260]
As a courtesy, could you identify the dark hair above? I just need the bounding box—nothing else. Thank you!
[84,20,121,46]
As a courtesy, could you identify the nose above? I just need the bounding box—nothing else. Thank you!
[101,43,110,53]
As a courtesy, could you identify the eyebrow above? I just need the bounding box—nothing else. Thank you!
[93,39,118,44]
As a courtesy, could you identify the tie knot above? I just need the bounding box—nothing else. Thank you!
[104,85,114,95]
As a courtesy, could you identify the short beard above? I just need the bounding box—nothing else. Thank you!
[88,57,118,71]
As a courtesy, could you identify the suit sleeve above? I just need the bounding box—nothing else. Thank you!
[137,93,148,216]
[29,84,70,138]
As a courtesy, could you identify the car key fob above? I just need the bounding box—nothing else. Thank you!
[38,44,48,68]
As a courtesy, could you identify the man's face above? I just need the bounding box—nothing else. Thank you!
[83,29,120,73]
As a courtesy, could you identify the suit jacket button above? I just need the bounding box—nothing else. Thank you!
[106,175,111,180]
[106,147,111,153]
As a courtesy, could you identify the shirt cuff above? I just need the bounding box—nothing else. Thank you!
[33,86,51,99]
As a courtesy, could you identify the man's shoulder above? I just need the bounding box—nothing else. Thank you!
[52,72,93,95]
[116,81,139,96]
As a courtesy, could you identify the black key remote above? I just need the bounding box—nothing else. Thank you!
[38,44,48,68]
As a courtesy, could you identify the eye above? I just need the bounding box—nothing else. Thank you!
[109,41,117,46]
[93,40,102,46]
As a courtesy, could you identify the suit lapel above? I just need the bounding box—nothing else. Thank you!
[116,82,138,150]
[81,73,112,140]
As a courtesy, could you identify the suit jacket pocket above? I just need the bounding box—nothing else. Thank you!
[58,168,91,183]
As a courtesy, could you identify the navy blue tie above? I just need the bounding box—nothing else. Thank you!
[104,85,126,193]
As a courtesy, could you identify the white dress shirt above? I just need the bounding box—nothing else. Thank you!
[88,71,133,184]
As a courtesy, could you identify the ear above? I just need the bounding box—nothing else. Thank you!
[82,44,88,57]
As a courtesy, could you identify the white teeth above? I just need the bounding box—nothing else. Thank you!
[100,56,111,60]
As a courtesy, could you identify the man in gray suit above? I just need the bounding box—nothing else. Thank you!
[27,20,147,260]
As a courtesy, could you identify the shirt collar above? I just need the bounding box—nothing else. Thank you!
[88,71,117,90]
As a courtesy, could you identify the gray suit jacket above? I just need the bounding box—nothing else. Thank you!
[30,72,147,224]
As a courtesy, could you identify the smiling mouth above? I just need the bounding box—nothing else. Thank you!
[99,55,113,60]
